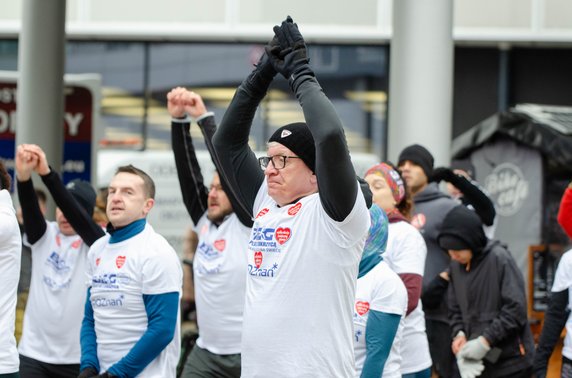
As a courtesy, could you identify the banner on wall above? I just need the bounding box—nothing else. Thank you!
[0,71,101,188]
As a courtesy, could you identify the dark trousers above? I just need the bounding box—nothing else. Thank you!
[181,344,241,378]
[19,355,79,378]
[426,319,457,378]
[0,373,19,378]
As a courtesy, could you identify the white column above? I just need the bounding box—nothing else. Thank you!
[387,0,454,166]
[16,0,66,216]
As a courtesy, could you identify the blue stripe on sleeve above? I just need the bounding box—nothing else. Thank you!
[106,292,179,378]
[80,288,100,372]
[361,310,401,378]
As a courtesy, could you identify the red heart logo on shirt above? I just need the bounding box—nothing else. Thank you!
[275,227,291,245]
[287,202,302,216]
[96,257,101,266]
[116,255,126,269]
[254,251,263,268]
[214,239,226,252]
[71,239,82,249]
[355,301,370,316]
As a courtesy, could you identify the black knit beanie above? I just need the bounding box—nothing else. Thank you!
[438,205,487,252]
[398,144,434,178]
[268,122,316,173]
[66,179,97,216]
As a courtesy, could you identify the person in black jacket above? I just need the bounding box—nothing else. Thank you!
[439,205,534,378]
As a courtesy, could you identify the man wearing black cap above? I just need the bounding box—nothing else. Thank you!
[397,144,458,377]
[440,205,534,378]
[15,144,104,378]
[213,17,371,377]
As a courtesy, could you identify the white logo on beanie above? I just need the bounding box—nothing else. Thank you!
[281,130,292,138]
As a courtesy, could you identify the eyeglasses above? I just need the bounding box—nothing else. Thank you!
[258,155,301,171]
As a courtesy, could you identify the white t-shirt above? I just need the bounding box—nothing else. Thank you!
[353,260,407,378]
[19,221,89,364]
[0,190,21,374]
[87,223,182,377]
[193,213,250,354]
[240,181,370,378]
[551,248,572,360]
[384,220,433,374]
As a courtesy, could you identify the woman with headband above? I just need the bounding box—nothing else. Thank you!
[364,162,432,378]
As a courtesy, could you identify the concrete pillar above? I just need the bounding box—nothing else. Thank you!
[387,0,454,166]
[16,0,66,216]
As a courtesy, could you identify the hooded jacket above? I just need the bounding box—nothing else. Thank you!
[443,206,534,377]
[414,182,458,322]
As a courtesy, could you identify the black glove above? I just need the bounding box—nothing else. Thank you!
[268,16,310,80]
[431,167,456,183]
[77,367,98,378]
[255,35,279,81]
[244,36,279,94]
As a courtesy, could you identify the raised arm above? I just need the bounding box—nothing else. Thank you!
[22,144,105,246]
[15,145,46,244]
[168,87,209,225]
[269,17,360,221]
[212,44,278,213]
[433,167,496,226]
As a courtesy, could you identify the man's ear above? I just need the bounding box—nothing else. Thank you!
[310,173,317,185]
[143,198,155,215]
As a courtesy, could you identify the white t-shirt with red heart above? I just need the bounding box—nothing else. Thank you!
[353,260,407,378]
[19,221,88,364]
[86,223,182,377]
[193,212,250,355]
[240,181,371,378]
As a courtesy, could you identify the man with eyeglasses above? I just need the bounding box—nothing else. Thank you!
[212,17,371,377]
[167,87,252,378]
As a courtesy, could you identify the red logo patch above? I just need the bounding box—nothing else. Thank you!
[71,240,82,249]
[254,251,263,268]
[96,257,101,266]
[411,213,426,230]
[256,208,269,219]
[355,301,370,316]
[275,227,291,245]
[116,256,126,269]
[55,235,61,247]
[214,239,226,252]
[287,202,302,216]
